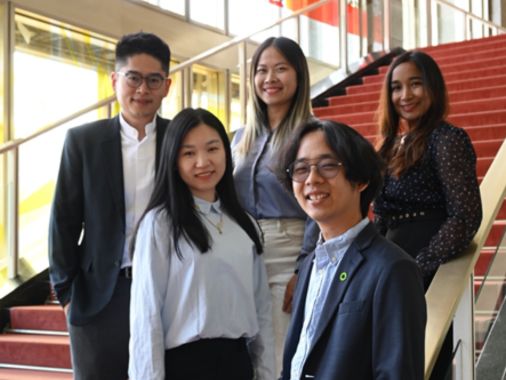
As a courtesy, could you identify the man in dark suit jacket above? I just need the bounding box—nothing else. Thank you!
[49,32,172,380]
[276,119,426,380]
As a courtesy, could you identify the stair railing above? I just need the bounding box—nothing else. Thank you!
[0,0,333,284]
[427,0,506,45]
[424,139,506,380]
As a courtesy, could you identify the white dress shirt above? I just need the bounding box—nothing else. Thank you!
[129,197,275,380]
[290,218,369,380]
[119,113,157,268]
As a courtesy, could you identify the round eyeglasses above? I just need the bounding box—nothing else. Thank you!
[116,71,167,90]
[287,158,343,182]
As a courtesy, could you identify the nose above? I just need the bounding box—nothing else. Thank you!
[136,78,150,93]
[265,69,276,83]
[195,152,210,167]
[305,165,324,184]
[401,85,412,100]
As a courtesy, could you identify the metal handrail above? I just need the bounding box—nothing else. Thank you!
[424,139,506,379]
[434,0,506,34]
[0,0,331,155]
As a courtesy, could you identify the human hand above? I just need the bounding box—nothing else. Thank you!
[282,274,298,313]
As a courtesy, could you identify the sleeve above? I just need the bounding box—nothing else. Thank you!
[129,211,170,380]
[372,258,427,380]
[415,127,483,280]
[48,129,83,306]
[248,250,276,380]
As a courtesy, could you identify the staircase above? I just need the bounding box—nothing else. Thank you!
[1,35,505,378]
[0,304,72,379]
[313,34,506,355]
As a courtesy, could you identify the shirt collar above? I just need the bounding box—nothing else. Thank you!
[194,196,222,215]
[119,113,157,139]
[314,218,369,270]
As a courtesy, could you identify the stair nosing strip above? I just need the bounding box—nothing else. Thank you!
[5,328,69,336]
[0,363,72,373]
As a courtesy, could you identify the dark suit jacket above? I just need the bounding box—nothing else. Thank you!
[48,115,168,325]
[281,223,426,380]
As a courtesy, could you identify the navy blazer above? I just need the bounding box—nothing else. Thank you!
[48,115,168,325]
[281,223,426,380]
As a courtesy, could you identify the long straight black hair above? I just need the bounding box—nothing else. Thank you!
[132,108,263,258]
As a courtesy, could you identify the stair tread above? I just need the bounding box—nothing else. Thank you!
[0,334,69,344]
[0,368,72,380]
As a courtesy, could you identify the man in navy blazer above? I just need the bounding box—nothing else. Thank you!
[276,119,426,380]
[49,32,171,380]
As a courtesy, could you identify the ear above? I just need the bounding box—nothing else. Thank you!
[111,71,118,91]
[356,182,369,193]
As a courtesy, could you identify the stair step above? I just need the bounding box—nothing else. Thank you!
[0,334,71,369]
[9,305,67,332]
[485,220,506,247]
[348,74,506,95]
[0,366,72,380]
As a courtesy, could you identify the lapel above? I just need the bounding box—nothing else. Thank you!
[308,222,377,353]
[100,116,125,227]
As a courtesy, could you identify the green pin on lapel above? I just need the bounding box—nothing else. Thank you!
[339,272,347,282]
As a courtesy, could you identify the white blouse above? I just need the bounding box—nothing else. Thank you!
[129,197,275,380]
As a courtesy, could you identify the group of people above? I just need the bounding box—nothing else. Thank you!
[48,30,482,380]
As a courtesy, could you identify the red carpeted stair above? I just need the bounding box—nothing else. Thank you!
[313,34,506,295]
[0,304,72,379]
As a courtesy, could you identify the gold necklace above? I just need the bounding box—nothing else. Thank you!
[198,210,224,234]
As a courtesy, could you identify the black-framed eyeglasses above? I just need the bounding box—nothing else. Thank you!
[287,158,343,182]
[116,71,167,90]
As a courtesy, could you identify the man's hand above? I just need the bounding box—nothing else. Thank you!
[282,274,298,313]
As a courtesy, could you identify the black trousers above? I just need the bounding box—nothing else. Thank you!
[164,338,253,380]
[67,276,131,380]
[385,217,453,380]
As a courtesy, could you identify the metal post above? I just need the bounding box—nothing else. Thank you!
[339,0,348,73]
[426,0,433,46]
[6,146,19,279]
[182,65,192,108]
[382,0,390,51]
[453,273,476,380]
[238,42,247,127]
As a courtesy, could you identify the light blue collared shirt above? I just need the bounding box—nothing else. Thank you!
[129,197,275,380]
[290,218,369,380]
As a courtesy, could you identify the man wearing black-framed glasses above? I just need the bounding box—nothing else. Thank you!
[275,119,426,380]
[49,32,171,380]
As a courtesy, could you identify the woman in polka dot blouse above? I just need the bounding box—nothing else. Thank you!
[373,50,482,289]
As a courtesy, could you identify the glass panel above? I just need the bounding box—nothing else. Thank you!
[13,11,116,138]
[189,0,225,30]
[230,74,241,132]
[436,1,466,43]
[17,109,110,276]
[191,65,227,127]
[0,153,6,288]
[160,68,182,119]
[475,226,506,351]
[229,0,281,40]
[347,0,362,63]
[158,0,185,15]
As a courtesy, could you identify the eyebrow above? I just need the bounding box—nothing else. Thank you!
[295,153,336,162]
[181,139,221,149]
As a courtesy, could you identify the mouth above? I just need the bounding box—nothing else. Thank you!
[195,170,214,179]
[400,103,418,112]
[305,192,329,202]
[263,87,282,95]
[132,98,152,105]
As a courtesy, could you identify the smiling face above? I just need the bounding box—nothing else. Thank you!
[111,53,171,131]
[390,61,431,129]
[177,123,226,202]
[254,46,297,118]
[292,130,366,240]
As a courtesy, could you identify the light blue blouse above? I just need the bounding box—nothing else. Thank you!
[129,197,275,380]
